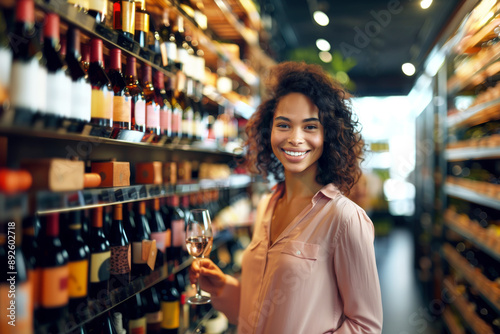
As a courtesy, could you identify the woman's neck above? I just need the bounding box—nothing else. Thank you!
[281,171,323,203]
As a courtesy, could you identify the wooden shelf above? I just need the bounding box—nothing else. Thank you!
[444,182,500,210]
[447,97,500,129]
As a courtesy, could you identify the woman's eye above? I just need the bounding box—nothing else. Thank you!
[276,123,289,128]
[305,125,318,130]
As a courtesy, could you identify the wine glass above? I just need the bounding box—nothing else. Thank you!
[185,208,213,304]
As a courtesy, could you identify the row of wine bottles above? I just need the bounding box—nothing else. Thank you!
[0,1,239,143]
[0,191,224,333]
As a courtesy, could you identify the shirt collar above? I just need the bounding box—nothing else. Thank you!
[271,182,340,202]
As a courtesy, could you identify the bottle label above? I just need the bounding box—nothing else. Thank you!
[46,70,72,118]
[161,300,180,329]
[165,42,177,62]
[172,219,185,247]
[91,88,106,119]
[90,251,111,283]
[110,244,131,274]
[146,103,160,129]
[160,106,172,133]
[150,231,167,253]
[135,12,150,33]
[182,106,193,136]
[0,281,33,334]
[113,95,132,123]
[177,48,189,66]
[41,265,69,307]
[146,310,163,324]
[68,259,89,298]
[0,47,12,87]
[134,99,146,127]
[88,0,107,15]
[132,241,147,264]
[129,317,147,334]
[10,59,47,112]
[72,78,92,122]
[121,0,136,35]
[171,107,181,133]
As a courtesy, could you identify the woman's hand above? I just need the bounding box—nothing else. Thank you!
[189,258,226,297]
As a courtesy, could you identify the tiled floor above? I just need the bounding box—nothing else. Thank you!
[375,227,439,334]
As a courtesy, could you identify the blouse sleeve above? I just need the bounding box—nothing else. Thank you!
[333,206,383,333]
[210,275,241,324]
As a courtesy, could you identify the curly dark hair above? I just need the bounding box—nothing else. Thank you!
[242,61,364,195]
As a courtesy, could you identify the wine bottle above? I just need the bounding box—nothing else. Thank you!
[9,0,47,126]
[0,8,12,115]
[127,293,147,334]
[168,195,185,266]
[134,0,150,49]
[38,213,69,323]
[103,205,113,237]
[143,286,163,333]
[148,19,163,65]
[108,204,131,289]
[166,76,182,142]
[159,10,177,72]
[62,211,90,313]
[87,0,108,24]
[154,70,172,138]
[102,312,120,334]
[160,274,180,334]
[88,38,114,127]
[113,0,136,39]
[0,221,34,334]
[178,74,193,144]
[149,198,168,267]
[142,64,161,136]
[125,56,146,132]
[108,48,132,130]
[65,27,92,127]
[174,16,188,72]
[43,13,71,129]
[22,215,40,319]
[89,206,111,300]
[81,43,90,74]
[131,201,152,277]
[123,202,136,242]
[112,312,127,334]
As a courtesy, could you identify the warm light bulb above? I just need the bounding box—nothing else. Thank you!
[316,39,331,51]
[420,0,432,9]
[313,11,329,26]
[319,51,332,63]
[402,63,416,76]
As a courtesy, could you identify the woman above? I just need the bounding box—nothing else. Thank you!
[190,62,383,333]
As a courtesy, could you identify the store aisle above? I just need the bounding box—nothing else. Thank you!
[375,227,438,334]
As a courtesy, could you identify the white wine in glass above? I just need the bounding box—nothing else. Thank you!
[185,208,213,304]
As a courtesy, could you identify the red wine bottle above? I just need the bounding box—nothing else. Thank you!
[108,48,132,130]
[127,293,147,334]
[125,56,146,132]
[88,38,113,127]
[43,13,71,129]
[142,65,160,136]
[168,195,185,266]
[149,198,167,267]
[109,204,131,289]
[131,201,151,277]
[134,0,150,48]
[89,206,111,300]
[165,77,182,141]
[154,70,172,138]
[9,0,47,126]
[38,213,69,324]
[113,0,136,39]
[62,211,90,313]
[143,286,162,333]
[158,11,177,72]
[159,274,180,334]
[22,215,40,319]
[65,27,92,126]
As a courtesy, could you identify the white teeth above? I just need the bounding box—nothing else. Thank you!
[284,150,307,157]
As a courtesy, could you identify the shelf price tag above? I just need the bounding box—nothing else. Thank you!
[141,239,157,270]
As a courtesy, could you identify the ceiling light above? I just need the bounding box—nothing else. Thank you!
[420,0,432,9]
[313,11,329,26]
[319,51,332,63]
[316,39,331,51]
[402,63,416,76]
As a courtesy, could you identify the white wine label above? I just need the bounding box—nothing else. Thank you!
[46,70,72,117]
[134,99,146,126]
[146,103,160,128]
[0,47,12,87]
[10,60,46,112]
[72,78,92,121]
[177,48,188,66]
[165,42,177,62]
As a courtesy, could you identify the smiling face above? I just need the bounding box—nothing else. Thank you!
[271,92,324,179]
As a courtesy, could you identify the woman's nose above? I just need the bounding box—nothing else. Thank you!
[287,131,304,145]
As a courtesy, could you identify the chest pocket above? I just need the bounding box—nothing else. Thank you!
[280,240,319,275]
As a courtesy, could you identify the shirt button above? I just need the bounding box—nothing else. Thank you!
[296,251,301,255]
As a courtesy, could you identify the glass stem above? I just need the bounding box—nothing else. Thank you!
[196,258,202,298]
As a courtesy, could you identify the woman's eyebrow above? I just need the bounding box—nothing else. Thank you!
[274,116,320,122]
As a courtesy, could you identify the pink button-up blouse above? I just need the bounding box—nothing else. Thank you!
[211,182,383,334]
